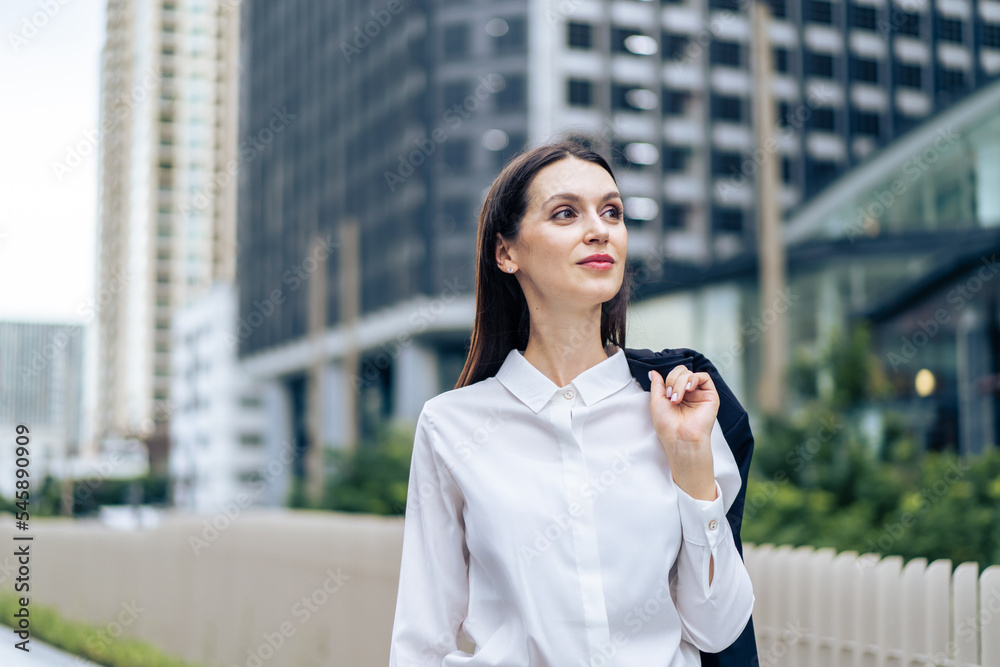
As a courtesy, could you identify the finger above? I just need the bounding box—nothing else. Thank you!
[648,370,670,404]
[663,365,690,401]
[668,369,694,404]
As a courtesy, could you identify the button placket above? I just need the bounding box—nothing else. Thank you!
[548,392,611,659]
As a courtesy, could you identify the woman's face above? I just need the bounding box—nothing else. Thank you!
[497,156,627,311]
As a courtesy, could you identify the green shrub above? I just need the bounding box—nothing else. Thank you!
[0,591,206,667]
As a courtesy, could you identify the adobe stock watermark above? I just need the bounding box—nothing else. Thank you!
[225,234,336,351]
[350,276,470,392]
[857,456,970,564]
[86,600,145,654]
[234,567,350,667]
[340,0,411,62]
[52,67,167,182]
[7,0,73,53]
[742,415,843,522]
[181,107,296,218]
[521,449,635,566]
[876,0,921,38]
[719,90,833,203]
[384,73,505,192]
[844,125,960,243]
[189,441,297,556]
[885,253,999,371]
[708,287,800,375]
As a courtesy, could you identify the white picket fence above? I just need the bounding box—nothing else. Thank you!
[744,544,1000,667]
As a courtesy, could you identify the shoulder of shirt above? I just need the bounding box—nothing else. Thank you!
[417,376,506,425]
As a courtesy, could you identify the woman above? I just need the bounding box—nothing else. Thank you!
[388,141,755,666]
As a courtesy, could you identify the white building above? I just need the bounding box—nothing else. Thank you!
[94,0,241,465]
[169,282,277,512]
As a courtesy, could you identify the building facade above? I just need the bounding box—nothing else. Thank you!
[169,282,272,512]
[94,0,240,467]
[235,0,1000,498]
[0,321,84,498]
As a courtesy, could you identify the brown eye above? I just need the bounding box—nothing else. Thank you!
[553,208,575,220]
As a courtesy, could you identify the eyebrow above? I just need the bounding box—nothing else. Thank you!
[540,191,622,209]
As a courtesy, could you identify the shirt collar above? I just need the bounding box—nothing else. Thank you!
[494,345,634,413]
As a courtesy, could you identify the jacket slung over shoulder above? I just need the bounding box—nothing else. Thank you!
[623,346,759,666]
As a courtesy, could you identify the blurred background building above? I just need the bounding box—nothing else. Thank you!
[93,0,240,474]
[0,321,84,498]
[232,0,1000,502]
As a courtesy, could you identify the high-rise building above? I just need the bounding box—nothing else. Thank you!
[234,0,1000,494]
[95,0,240,468]
[0,321,84,498]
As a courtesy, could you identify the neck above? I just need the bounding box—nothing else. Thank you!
[521,305,612,387]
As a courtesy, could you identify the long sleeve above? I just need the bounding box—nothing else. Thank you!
[388,408,472,667]
[669,419,755,654]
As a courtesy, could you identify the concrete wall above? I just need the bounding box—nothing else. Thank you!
[0,510,412,667]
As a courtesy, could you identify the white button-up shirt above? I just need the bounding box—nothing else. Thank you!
[388,345,755,666]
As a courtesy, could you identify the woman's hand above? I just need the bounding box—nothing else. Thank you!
[648,366,720,501]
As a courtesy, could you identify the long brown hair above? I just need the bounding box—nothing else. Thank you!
[454,140,634,389]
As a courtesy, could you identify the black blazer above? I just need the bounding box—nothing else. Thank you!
[624,346,758,666]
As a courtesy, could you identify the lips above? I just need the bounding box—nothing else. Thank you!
[578,254,614,265]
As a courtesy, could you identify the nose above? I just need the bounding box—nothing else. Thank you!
[584,209,611,240]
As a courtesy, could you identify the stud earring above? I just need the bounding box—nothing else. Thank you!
[508,267,514,272]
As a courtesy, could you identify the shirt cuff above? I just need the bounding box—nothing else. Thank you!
[676,479,728,549]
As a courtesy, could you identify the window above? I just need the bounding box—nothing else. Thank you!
[808,0,833,24]
[768,0,787,19]
[441,198,470,229]
[895,63,922,88]
[709,0,741,10]
[612,84,656,111]
[710,94,742,122]
[494,16,526,54]
[567,21,592,49]
[496,74,526,112]
[852,110,880,136]
[781,157,793,183]
[849,4,876,30]
[850,57,878,83]
[805,158,840,194]
[495,133,526,170]
[443,24,469,58]
[663,146,690,173]
[809,107,836,131]
[712,208,744,232]
[663,89,689,115]
[611,27,641,54]
[442,138,469,170]
[443,81,469,110]
[663,204,687,229]
[710,40,741,67]
[983,23,1000,48]
[936,67,965,93]
[240,395,262,408]
[711,150,743,177]
[776,101,790,127]
[897,12,920,37]
[806,51,835,78]
[662,32,690,61]
[567,79,593,107]
[936,17,963,43]
[773,47,789,73]
[239,433,263,447]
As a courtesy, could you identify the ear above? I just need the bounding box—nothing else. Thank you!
[495,233,512,267]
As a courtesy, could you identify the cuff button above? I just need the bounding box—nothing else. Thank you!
[708,519,718,531]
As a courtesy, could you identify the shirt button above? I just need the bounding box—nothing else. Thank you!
[708,519,719,531]
[563,389,575,400]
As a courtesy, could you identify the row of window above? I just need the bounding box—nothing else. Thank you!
[565,17,999,58]
[563,60,968,115]
[436,133,528,172]
[442,16,526,58]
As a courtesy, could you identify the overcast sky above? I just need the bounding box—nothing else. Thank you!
[1,0,104,324]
